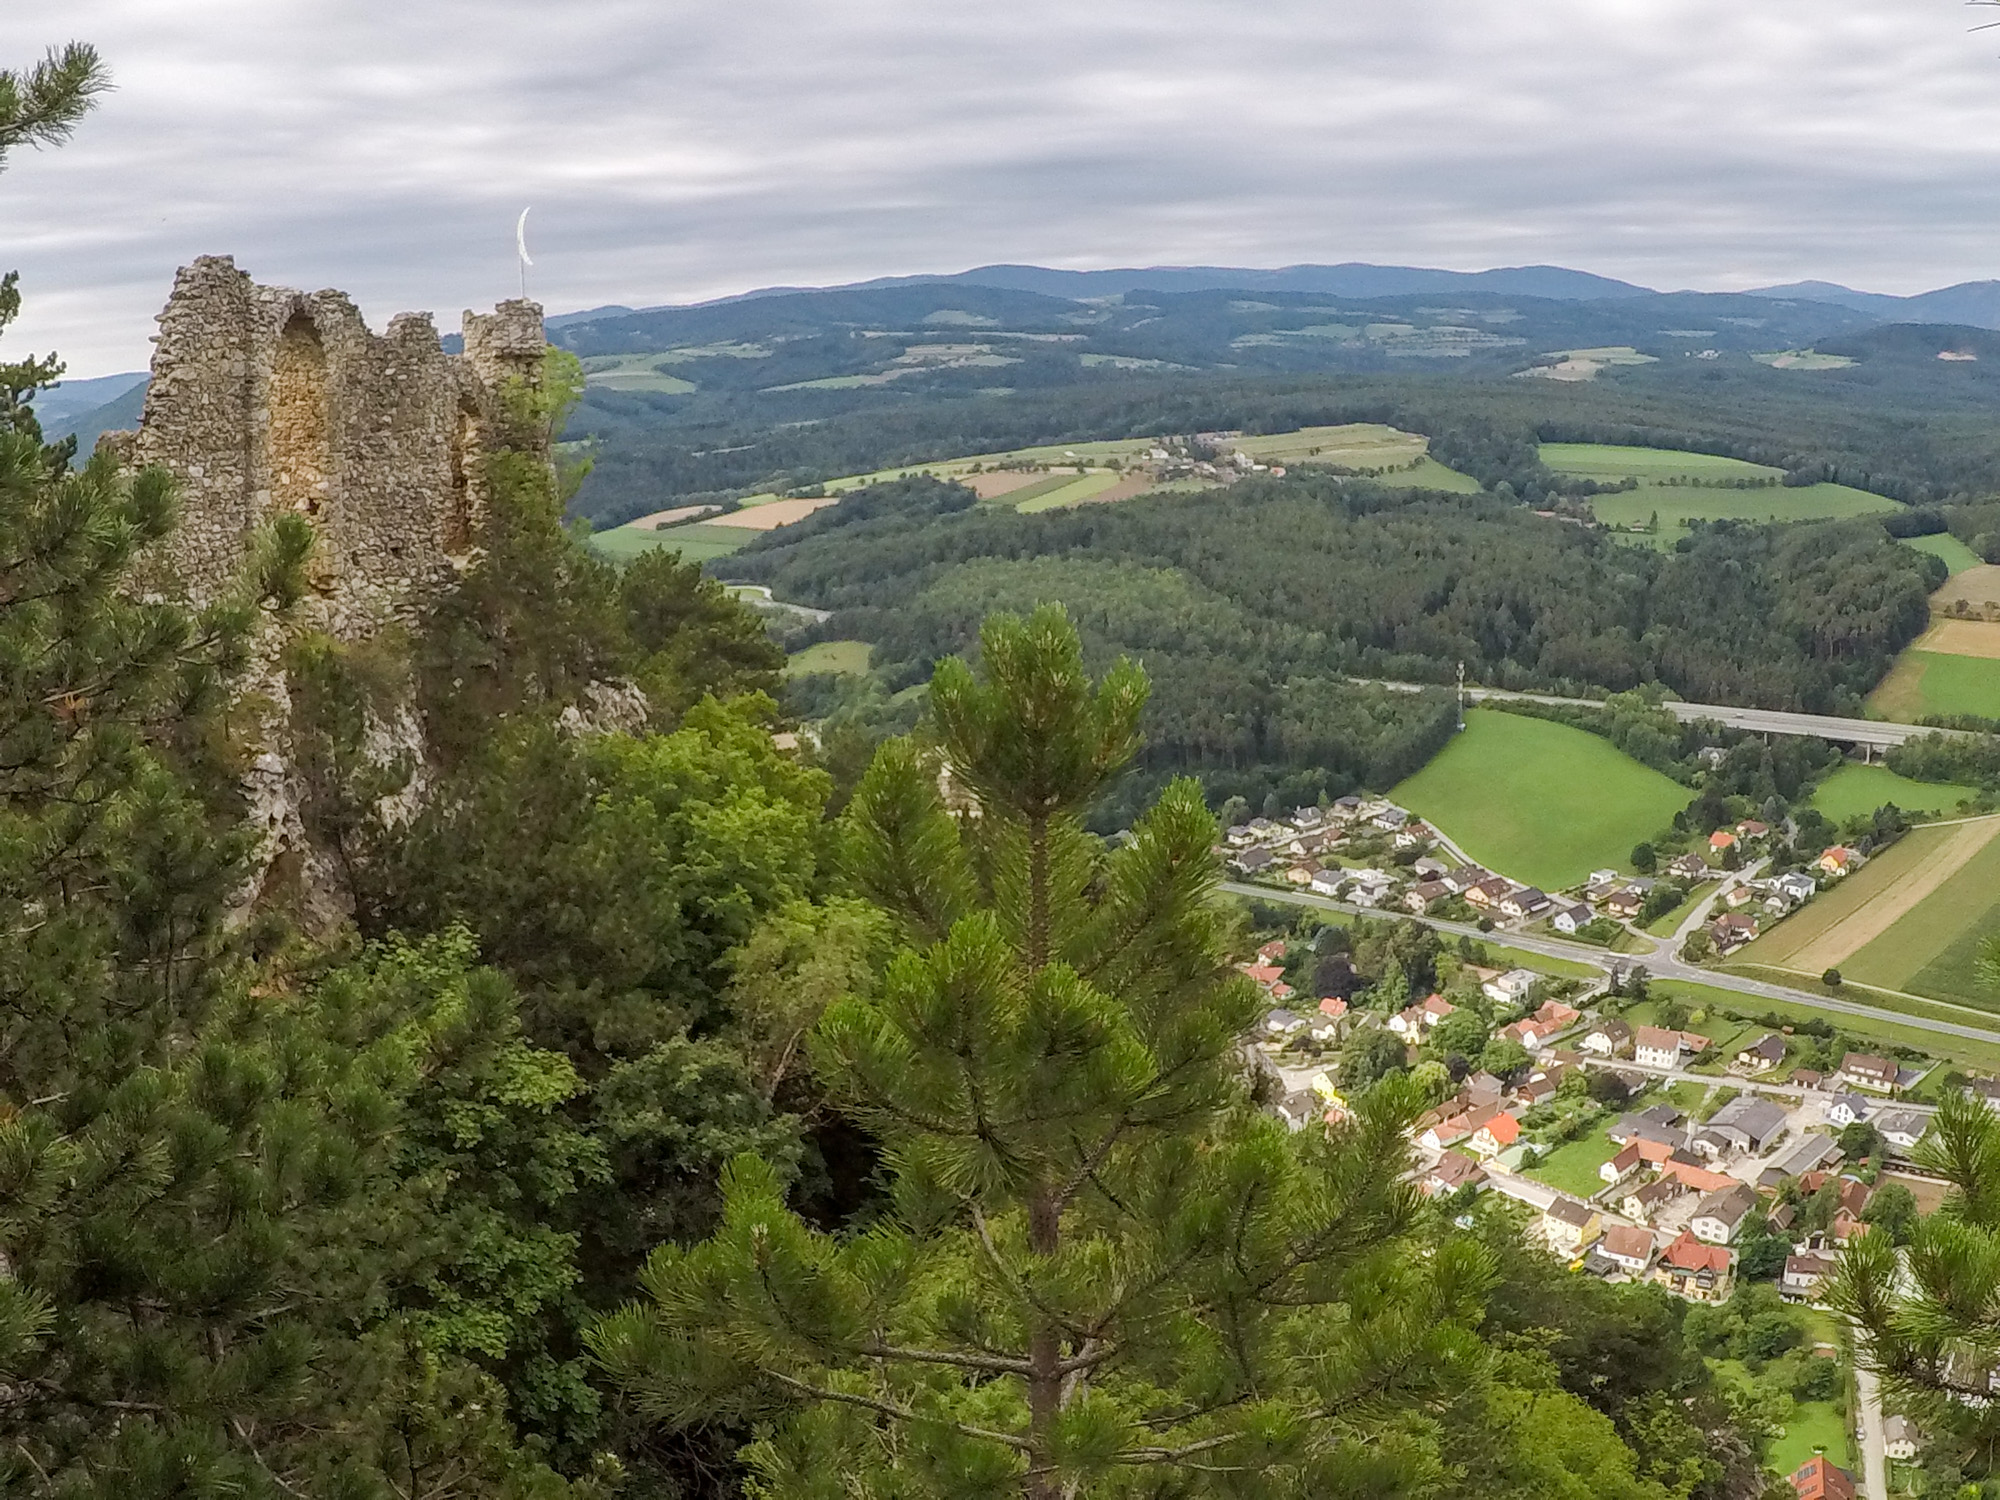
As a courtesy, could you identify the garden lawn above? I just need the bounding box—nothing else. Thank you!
[1764,1400,1852,1476]
[1812,764,1978,823]
[1644,887,1707,936]
[1391,710,1690,890]
[1474,943,1600,980]
[1523,1127,1622,1198]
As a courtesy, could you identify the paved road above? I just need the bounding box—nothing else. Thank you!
[1364,679,1970,750]
[1673,857,1768,946]
[1223,881,2000,1049]
[1481,1166,1557,1212]
[1855,1362,1888,1499]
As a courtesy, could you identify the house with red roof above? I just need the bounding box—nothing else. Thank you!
[1652,1230,1734,1302]
[1469,1113,1521,1157]
[1786,1454,1856,1500]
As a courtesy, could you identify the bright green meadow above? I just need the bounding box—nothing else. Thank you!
[785,640,872,677]
[1390,709,1690,890]
[1904,532,1985,574]
[1812,764,1978,823]
[1539,443,1897,545]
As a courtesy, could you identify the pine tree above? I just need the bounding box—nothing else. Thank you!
[0,53,587,1493]
[1832,1088,2000,1466]
[593,606,1494,1499]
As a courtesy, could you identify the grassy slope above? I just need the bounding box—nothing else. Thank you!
[1590,482,1895,534]
[1539,444,1784,480]
[1904,532,1984,574]
[1390,709,1689,891]
[1812,764,1978,823]
[1539,443,1893,544]
[785,640,872,677]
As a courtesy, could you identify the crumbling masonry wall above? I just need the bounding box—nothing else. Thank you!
[127,255,546,638]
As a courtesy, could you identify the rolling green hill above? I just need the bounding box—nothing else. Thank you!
[1391,709,1691,890]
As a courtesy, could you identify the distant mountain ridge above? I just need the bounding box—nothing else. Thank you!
[551,262,2000,332]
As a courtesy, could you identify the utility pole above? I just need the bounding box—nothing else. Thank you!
[1456,660,1466,731]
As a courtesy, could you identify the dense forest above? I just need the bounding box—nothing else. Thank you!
[738,472,1934,815]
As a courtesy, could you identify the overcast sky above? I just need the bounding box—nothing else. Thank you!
[6,0,2000,374]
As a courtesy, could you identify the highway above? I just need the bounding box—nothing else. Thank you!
[1365,679,1970,751]
[1222,881,2000,1050]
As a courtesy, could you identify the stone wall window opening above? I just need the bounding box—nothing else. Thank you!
[270,312,331,522]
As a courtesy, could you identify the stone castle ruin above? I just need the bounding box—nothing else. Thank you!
[123,255,547,638]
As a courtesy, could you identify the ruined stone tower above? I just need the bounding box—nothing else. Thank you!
[127,255,546,638]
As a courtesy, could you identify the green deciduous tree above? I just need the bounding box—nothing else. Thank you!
[592,606,1495,1498]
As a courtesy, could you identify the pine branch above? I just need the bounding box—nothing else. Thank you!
[0,45,110,166]
[763,1371,1035,1453]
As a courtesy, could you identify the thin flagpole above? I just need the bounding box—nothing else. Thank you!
[515,207,533,299]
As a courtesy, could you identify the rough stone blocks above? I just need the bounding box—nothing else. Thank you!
[125,254,546,640]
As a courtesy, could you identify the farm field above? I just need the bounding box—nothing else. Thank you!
[579,352,699,394]
[704,497,839,529]
[1905,532,1985,574]
[1753,349,1857,370]
[589,520,748,563]
[1732,817,2000,985]
[1868,650,2000,721]
[1917,619,2000,658]
[1935,563,2000,612]
[1518,348,1658,381]
[1841,827,2000,1005]
[785,640,871,677]
[1587,481,1895,537]
[1538,443,1896,543]
[1539,443,1784,481]
[1390,709,1689,890]
[587,421,1480,560]
[1014,471,1125,512]
[1811,764,1979,823]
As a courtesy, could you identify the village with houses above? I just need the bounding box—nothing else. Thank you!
[1222,792,1865,962]
[1222,791,1986,1498]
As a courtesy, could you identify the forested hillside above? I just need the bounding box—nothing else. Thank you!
[737,472,1934,816]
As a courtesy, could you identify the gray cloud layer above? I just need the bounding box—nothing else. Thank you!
[6,0,2000,373]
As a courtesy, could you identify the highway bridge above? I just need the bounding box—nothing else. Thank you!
[1369,680,1972,754]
